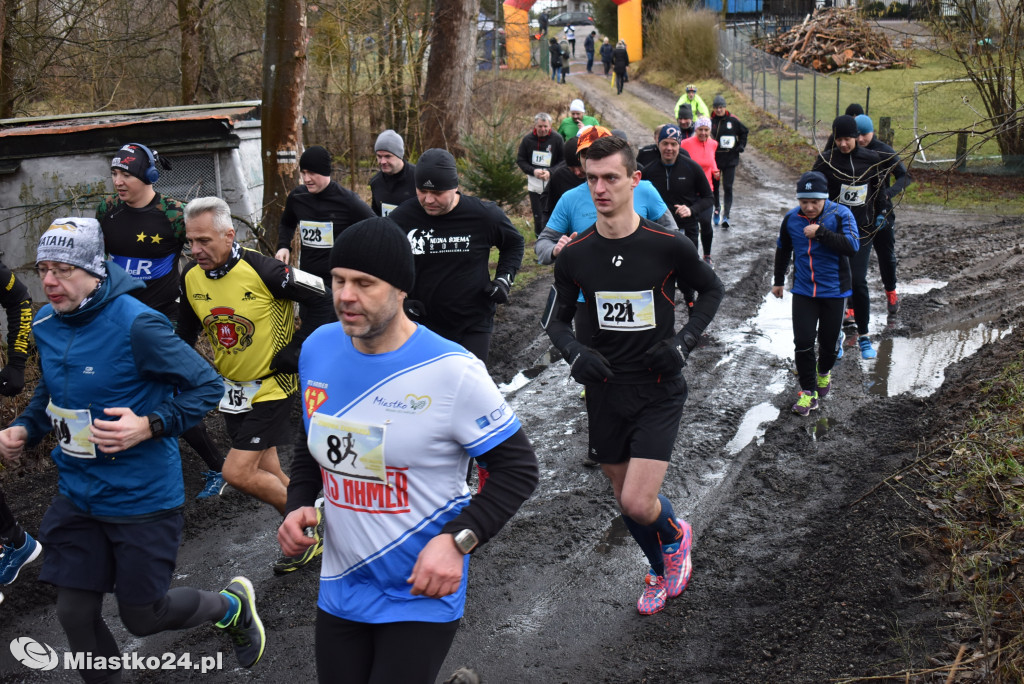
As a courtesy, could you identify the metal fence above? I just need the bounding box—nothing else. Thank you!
[719,27,872,151]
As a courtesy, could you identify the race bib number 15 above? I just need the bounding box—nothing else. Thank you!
[594,290,657,331]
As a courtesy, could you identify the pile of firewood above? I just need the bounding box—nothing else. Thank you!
[754,8,913,75]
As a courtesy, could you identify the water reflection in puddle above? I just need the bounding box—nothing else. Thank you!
[740,278,1011,398]
[725,402,780,455]
[863,322,1014,397]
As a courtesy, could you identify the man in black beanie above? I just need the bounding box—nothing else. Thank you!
[813,115,885,359]
[278,217,538,684]
[387,149,525,363]
[275,145,374,331]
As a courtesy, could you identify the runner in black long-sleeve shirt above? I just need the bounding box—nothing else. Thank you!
[546,136,724,616]
[856,114,912,315]
[387,148,525,363]
[275,146,374,331]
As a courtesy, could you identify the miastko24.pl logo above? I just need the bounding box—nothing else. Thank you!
[8,637,223,673]
[9,637,58,670]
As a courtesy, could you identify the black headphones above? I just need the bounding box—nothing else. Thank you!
[129,143,161,184]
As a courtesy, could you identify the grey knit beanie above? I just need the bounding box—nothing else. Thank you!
[37,217,106,277]
[375,130,405,159]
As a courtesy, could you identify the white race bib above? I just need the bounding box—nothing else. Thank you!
[594,290,657,331]
[527,175,546,194]
[839,183,868,206]
[307,412,387,482]
[219,379,262,414]
[719,135,736,149]
[381,203,398,217]
[46,401,96,459]
[299,220,334,249]
[531,150,553,167]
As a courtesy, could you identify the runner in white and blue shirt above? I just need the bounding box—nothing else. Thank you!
[279,217,538,684]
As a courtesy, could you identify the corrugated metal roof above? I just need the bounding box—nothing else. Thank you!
[0,101,261,138]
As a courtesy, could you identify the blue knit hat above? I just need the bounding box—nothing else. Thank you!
[855,115,874,135]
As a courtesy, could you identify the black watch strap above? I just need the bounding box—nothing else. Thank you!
[147,413,165,438]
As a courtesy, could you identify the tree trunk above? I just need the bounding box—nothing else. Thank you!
[261,0,307,250]
[0,0,14,118]
[419,0,480,152]
[179,0,201,105]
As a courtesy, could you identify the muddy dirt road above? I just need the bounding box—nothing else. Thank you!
[2,68,1023,683]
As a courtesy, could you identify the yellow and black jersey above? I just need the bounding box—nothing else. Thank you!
[0,260,32,368]
[179,247,323,403]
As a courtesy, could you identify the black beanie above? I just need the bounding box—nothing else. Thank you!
[300,146,332,176]
[845,103,864,117]
[832,115,859,139]
[111,143,157,185]
[564,137,581,168]
[415,149,459,191]
[329,218,414,293]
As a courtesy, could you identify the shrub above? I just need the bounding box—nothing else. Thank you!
[459,132,529,211]
[639,3,719,79]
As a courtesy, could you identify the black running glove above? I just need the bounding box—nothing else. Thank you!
[565,342,615,385]
[643,331,698,375]
[0,365,25,397]
[485,275,512,304]
[271,340,302,374]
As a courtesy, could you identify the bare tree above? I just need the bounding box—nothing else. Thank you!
[260,0,307,249]
[419,0,480,152]
[926,0,1024,165]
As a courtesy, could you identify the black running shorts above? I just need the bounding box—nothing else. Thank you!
[222,396,294,451]
[584,378,688,464]
[37,495,183,604]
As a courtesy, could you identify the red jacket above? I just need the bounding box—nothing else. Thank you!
[680,136,719,188]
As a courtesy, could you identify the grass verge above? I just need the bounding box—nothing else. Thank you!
[895,350,1024,681]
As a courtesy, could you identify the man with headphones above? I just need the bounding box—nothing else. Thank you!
[96,143,229,500]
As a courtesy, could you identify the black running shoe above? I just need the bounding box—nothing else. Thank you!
[216,577,265,668]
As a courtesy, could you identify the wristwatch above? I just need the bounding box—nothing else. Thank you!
[452,529,479,555]
[147,413,165,439]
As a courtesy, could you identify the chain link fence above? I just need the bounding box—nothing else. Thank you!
[719,26,873,150]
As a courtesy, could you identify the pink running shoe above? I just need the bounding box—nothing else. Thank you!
[637,572,667,615]
[662,519,693,598]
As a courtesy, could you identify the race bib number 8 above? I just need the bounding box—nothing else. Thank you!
[308,413,387,482]
[839,183,868,207]
[46,401,96,459]
[299,220,334,248]
[719,135,736,149]
[594,290,657,331]
[220,379,261,414]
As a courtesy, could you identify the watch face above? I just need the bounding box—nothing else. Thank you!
[455,529,478,553]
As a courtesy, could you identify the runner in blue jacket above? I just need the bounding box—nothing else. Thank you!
[772,172,859,416]
[0,218,267,677]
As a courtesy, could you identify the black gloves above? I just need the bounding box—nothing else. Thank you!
[271,340,301,374]
[0,365,25,397]
[565,343,615,385]
[643,331,698,376]
[485,275,512,304]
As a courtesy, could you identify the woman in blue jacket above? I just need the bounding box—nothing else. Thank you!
[772,172,859,416]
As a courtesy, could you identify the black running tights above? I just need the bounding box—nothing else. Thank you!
[792,293,845,393]
[315,609,460,684]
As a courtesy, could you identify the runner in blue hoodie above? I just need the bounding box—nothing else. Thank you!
[772,172,860,416]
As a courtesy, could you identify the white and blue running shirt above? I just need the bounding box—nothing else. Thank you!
[299,322,521,623]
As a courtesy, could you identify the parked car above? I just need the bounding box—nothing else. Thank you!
[548,11,595,26]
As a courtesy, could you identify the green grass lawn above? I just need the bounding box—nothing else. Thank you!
[835,50,1001,165]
